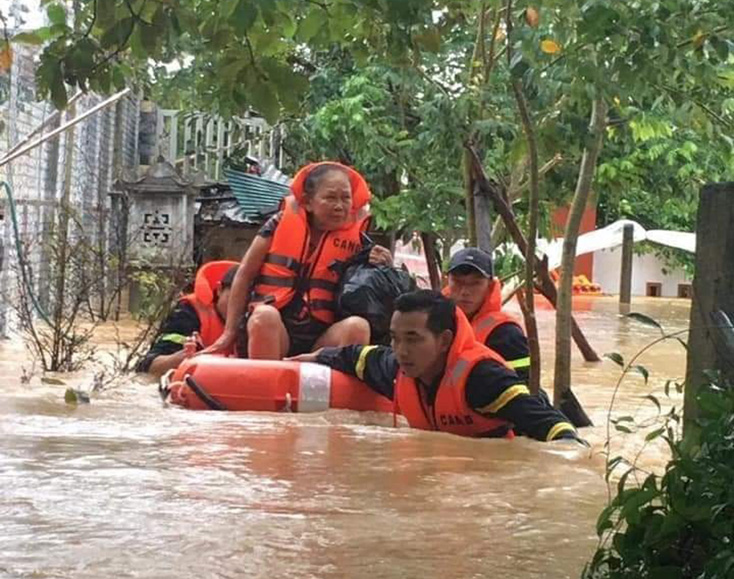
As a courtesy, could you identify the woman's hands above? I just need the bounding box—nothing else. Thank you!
[199,329,237,356]
[368,244,393,266]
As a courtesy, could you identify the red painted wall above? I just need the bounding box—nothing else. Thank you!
[551,204,597,279]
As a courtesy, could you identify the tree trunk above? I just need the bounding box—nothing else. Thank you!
[421,231,442,291]
[474,182,493,253]
[511,79,542,394]
[463,149,478,246]
[553,98,608,406]
[684,183,734,430]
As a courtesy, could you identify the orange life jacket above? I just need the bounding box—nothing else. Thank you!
[180,260,238,347]
[443,280,524,344]
[393,308,515,438]
[251,162,371,325]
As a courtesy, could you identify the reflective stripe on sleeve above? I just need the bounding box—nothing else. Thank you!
[158,333,187,345]
[507,356,531,369]
[479,384,531,414]
[355,345,378,381]
[546,422,576,441]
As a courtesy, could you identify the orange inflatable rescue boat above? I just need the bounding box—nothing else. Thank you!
[160,355,393,414]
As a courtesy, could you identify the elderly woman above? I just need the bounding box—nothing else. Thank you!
[202,162,392,360]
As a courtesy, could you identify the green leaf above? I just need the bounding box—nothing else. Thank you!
[248,79,280,124]
[614,415,635,423]
[233,1,259,32]
[100,18,134,49]
[221,0,240,19]
[261,58,307,112]
[47,3,66,26]
[12,32,44,45]
[41,58,68,110]
[712,37,729,62]
[605,455,628,482]
[616,468,633,496]
[220,58,247,83]
[605,352,625,367]
[645,427,665,442]
[626,312,663,333]
[644,394,661,412]
[139,23,158,54]
[36,27,56,42]
[299,10,324,41]
[91,66,112,93]
[97,0,116,29]
[596,504,616,536]
[510,52,530,79]
[278,10,297,38]
[632,365,649,384]
[112,65,126,90]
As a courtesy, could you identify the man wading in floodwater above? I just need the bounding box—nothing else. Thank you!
[291,290,583,442]
[444,248,532,379]
[444,247,590,427]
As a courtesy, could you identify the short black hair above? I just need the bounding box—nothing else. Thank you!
[394,290,456,336]
[220,266,238,289]
[303,163,349,197]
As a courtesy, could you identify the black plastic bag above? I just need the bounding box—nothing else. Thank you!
[336,244,416,344]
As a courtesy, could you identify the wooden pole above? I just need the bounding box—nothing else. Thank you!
[619,224,634,314]
[684,183,734,428]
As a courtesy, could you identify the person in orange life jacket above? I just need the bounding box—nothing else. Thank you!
[444,248,531,381]
[137,262,238,377]
[290,290,581,442]
[200,162,393,360]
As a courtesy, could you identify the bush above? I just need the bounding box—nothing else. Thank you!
[584,374,734,579]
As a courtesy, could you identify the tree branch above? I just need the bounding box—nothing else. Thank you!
[465,142,600,364]
[511,76,542,394]
[83,0,98,39]
[508,153,563,199]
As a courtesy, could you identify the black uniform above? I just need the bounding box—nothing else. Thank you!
[316,345,578,442]
[136,303,200,373]
[486,322,531,382]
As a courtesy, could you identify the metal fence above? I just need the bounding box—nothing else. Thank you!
[0,44,141,336]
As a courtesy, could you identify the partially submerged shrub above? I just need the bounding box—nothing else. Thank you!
[585,313,734,579]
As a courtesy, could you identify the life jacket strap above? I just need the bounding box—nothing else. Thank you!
[265,253,302,273]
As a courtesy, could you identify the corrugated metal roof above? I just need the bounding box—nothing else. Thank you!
[224,167,290,220]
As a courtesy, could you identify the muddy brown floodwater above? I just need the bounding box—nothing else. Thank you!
[0,297,690,579]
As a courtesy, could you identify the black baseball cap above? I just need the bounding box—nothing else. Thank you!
[447,248,493,278]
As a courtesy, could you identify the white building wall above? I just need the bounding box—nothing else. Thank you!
[593,246,692,297]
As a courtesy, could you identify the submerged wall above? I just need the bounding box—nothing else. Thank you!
[593,246,692,298]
